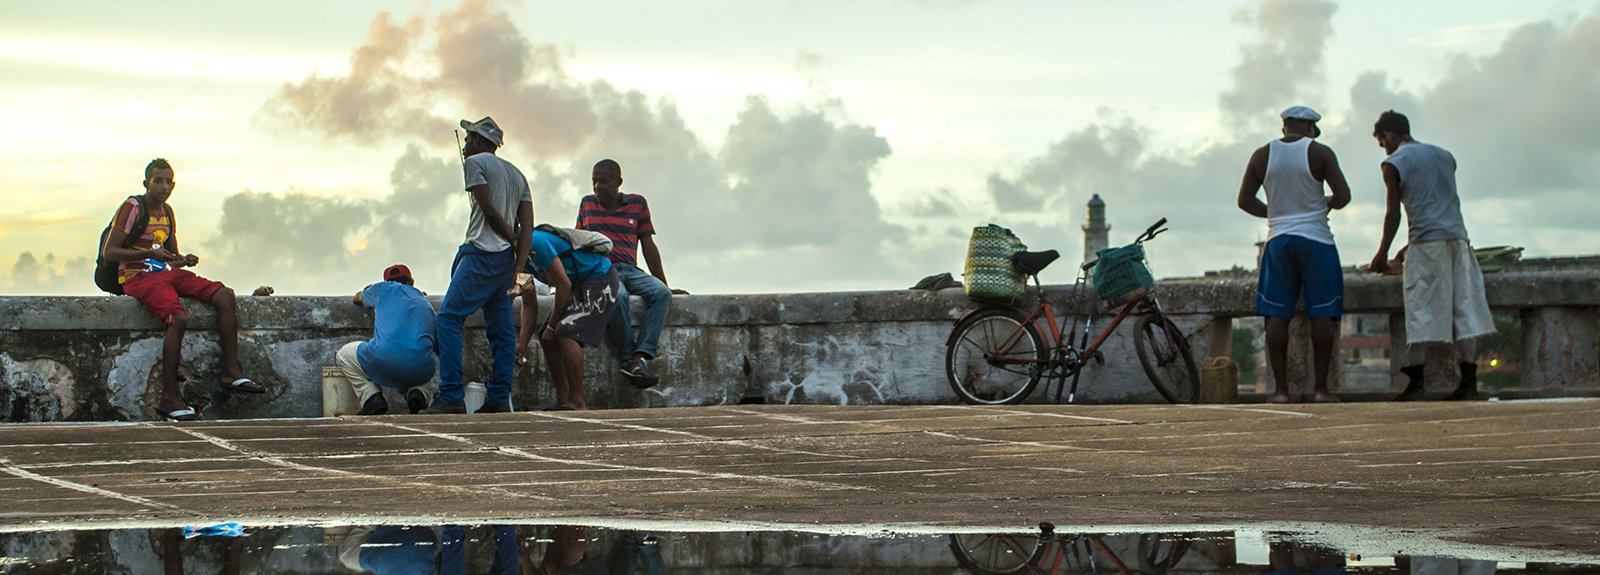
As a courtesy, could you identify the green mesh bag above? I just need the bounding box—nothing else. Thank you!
[1093,243,1153,305]
[963,224,1026,302]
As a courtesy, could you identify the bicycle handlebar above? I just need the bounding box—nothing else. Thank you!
[1138,218,1168,242]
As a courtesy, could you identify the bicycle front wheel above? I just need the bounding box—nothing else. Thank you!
[1133,314,1200,403]
[946,308,1045,405]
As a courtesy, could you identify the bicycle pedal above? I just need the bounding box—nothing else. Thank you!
[1093,351,1105,365]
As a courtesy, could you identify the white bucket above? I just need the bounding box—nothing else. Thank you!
[464,381,487,413]
[321,366,360,417]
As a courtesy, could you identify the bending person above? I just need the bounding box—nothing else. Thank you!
[341,264,437,415]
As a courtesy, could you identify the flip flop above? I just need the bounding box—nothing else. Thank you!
[156,407,201,421]
[221,377,266,394]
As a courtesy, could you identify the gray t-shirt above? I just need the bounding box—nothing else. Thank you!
[461,153,532,252]
[1384,141,1469,243]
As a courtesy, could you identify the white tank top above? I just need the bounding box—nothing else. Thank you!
[1263,138,1334,245]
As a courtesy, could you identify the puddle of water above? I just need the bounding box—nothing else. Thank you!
[3,523,1597,574]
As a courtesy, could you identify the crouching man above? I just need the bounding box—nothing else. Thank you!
[340,265,438,415]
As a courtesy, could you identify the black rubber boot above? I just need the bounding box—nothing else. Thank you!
[1445,362,1482,401]
[1395,365,1427,401]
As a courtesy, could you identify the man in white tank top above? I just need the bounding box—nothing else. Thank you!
[1236,106,1353,403]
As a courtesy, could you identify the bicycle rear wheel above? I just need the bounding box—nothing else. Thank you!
[1133,314,1200,403]
[946,308,1046,405]
[948,533,1046,575]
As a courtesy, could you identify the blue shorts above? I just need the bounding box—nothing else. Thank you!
[1256,235,1343,319]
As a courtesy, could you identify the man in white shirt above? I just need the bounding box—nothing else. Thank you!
[1367,110,1494,401]
[1236,106,1353,403]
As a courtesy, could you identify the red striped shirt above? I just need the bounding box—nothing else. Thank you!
[575,194,654,266]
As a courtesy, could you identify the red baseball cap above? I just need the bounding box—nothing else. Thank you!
[384,264,412,282]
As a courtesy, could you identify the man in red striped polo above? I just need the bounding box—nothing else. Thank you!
[576,159,687,387]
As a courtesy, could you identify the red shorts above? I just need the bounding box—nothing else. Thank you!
[122,269,226,324]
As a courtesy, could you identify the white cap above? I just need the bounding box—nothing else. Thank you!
[459,116,504,147]
[1281,106,1322,122]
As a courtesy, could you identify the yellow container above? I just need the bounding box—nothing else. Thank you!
[1200,356,1239,404]
[322,366,361,417]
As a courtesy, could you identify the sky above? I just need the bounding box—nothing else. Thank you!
[2,0,1597,295]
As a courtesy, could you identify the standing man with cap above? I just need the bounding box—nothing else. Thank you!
[340,264,437,415]
[1367,110,1494,401]
[1236,105,1353,403]
[425,116,534,414]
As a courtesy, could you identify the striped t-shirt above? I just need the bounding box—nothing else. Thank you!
[575,194,654,266]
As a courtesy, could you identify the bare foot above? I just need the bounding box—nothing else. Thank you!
[1313,391,1340,403]
[1269,392,1293,404]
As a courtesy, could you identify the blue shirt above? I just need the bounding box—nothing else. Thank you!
[524,230,613,283]
[357,282,438,388]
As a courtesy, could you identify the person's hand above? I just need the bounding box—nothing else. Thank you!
[515,343,530,366]
[670,288,690,296]
[149,247,181,262]
[506,273,534,298]
[539,323,557,343]
[182,254,199,267]
[1367,253,1389,274]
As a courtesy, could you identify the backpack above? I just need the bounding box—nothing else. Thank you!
[534,223,612,254]
[94,195,171,295]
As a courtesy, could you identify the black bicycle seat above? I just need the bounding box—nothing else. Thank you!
[1011,249,1060,276]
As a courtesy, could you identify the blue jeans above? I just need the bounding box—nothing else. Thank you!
[607,263,671,360]
[437,244,517,405]
[441,525,519,575]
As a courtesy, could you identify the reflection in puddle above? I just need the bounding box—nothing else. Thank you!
[3,523,1597,573]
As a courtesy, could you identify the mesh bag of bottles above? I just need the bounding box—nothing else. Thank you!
[1092,243,1154,306]
[963,224,1027,302]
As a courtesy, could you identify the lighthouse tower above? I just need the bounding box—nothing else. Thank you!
[1083,194,1110,265]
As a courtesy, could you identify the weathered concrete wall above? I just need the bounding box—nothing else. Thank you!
[2,270,1596,422]
[1,526,1240,574]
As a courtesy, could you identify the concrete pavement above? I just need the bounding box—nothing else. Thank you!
[1,401,1598,558]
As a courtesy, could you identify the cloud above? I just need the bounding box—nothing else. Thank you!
[983,0,1600,277]
[201,147,468,294]
[259,11,437,142]
[1326,11,1600,254]
[249,0,910,294]
[1218,0,1340,134]
[7,252,90,295]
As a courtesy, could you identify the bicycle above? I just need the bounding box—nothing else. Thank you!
[945,218,1199,405]
[949,523,1195,575]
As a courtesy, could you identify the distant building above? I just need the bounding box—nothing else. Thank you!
[1083,194,1110,266]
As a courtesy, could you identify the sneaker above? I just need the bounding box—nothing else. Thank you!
[620,357,659,389]
[420,401,467,415]
[405,389,430,414]
[474,403,513,414]
[358,393,389,416]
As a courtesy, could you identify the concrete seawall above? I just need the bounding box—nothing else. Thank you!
[2,271,1596,422]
